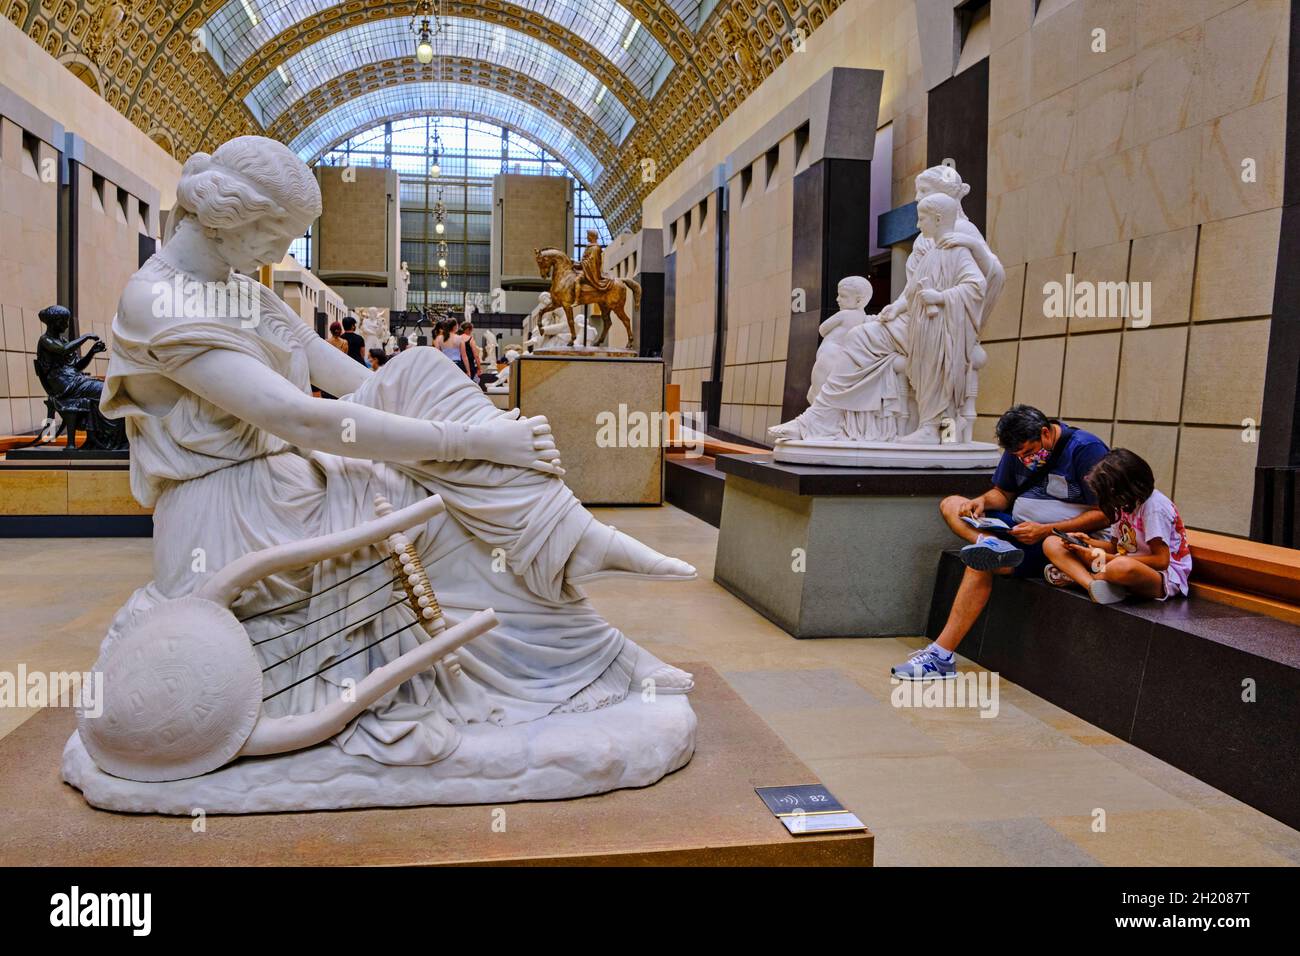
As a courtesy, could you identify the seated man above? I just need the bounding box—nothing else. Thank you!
[892,404,1111,680]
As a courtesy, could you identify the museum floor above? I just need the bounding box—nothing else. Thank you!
[4,504,1299,867]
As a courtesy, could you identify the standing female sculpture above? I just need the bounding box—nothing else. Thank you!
[76,137,695,804]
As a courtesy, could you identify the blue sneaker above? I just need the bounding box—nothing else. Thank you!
[960,536,1024,572]
[891,646,958,681]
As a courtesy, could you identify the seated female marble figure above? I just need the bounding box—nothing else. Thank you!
[101,136,695,767]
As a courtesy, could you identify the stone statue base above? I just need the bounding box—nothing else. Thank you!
[61,694,696,814]
[534,346,636,358]
[772,438,1000,469]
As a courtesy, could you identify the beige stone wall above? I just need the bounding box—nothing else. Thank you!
[76,165,149,365]
[667,190,721,423]
[720,133,796,443]
[642,0,926,228]
[0,19,178,436]
[496,174,570,279]
[317,167,391,275]
[0,117,57,434]
[980,0,1288,535]
[0,16,181,208]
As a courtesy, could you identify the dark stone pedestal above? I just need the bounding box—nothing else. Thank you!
[713,454,992,638]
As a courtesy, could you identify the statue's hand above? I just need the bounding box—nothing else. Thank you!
[464,413,565,477]
[89,340,107,355]
[937,233,974,250]
[920,289,944,307]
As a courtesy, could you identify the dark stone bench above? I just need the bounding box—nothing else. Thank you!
[926,549,1300,831]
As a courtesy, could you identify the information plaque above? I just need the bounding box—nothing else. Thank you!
[755,784,867,836]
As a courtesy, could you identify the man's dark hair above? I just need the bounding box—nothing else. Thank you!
[1085,448,1155,523]
[397,336,409,350]
[995,404,1050,451]
[342,316,358,331]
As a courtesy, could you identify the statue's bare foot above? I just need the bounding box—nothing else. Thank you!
[630,644,694,695]
[899,423,942,444]
[568,522,696,585]
[768,420,801,442]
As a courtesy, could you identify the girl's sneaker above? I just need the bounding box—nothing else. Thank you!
[1043,564,1071,588]
[1089,580,1129,604]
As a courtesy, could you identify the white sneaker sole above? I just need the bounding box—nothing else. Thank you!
[1089,580,1129,604]
[891,669,959,682]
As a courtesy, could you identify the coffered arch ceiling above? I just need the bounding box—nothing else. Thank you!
[3,0,848,232]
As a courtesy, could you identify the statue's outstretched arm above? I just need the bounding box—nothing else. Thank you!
[164,348,563,475]
[301,328,371,397]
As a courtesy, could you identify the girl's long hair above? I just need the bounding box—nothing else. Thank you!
[1084,448,1155,523]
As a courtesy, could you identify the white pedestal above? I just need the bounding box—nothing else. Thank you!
[772,438,1001,469]
[534,346,637,358]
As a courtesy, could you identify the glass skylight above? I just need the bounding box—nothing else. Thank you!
[287,83,604,185]
[244,16,633,142]
[205,0,669,97]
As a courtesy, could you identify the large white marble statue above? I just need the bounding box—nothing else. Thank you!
[360,307,389,353]
[62,136,697,814]
[395,261,411,311]
[769,164,1004,468]
[481,328,498,368]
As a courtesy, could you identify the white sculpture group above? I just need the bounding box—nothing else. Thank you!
[62,136,698,814]
[525,291,593,351]
[357,306,390,352]
[769,164,1004,468]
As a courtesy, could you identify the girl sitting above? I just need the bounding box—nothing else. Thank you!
[1041,448,1192,604]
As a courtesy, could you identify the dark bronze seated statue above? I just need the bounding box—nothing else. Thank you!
[34,305,127,452]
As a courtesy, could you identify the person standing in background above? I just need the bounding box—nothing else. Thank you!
[340,316,367,365]
[327,321,348,354]
[463,322,482,384]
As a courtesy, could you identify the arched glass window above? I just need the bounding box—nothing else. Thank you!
[303,117,610,309]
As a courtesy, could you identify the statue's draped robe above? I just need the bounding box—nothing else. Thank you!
[98,259,637,768]
[579,242,613,294]
[904,241,985,428]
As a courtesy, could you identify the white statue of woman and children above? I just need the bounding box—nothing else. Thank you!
[769,163,1004,469]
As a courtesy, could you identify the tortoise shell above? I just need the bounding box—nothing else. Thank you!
[78,596,262,782]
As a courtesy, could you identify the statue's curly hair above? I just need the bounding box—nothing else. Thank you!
[916,163,969,200]
[172,136,321,234]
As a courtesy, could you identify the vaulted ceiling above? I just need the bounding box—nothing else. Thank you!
[3,0,846,232]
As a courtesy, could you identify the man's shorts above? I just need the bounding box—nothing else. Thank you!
[984,510,1049,579]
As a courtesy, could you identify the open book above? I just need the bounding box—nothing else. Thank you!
[961,515,1014,537]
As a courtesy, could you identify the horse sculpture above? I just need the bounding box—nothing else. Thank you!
[533,247,640,348]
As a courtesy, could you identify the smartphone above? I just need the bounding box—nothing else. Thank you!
[1052,529,1088,548]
